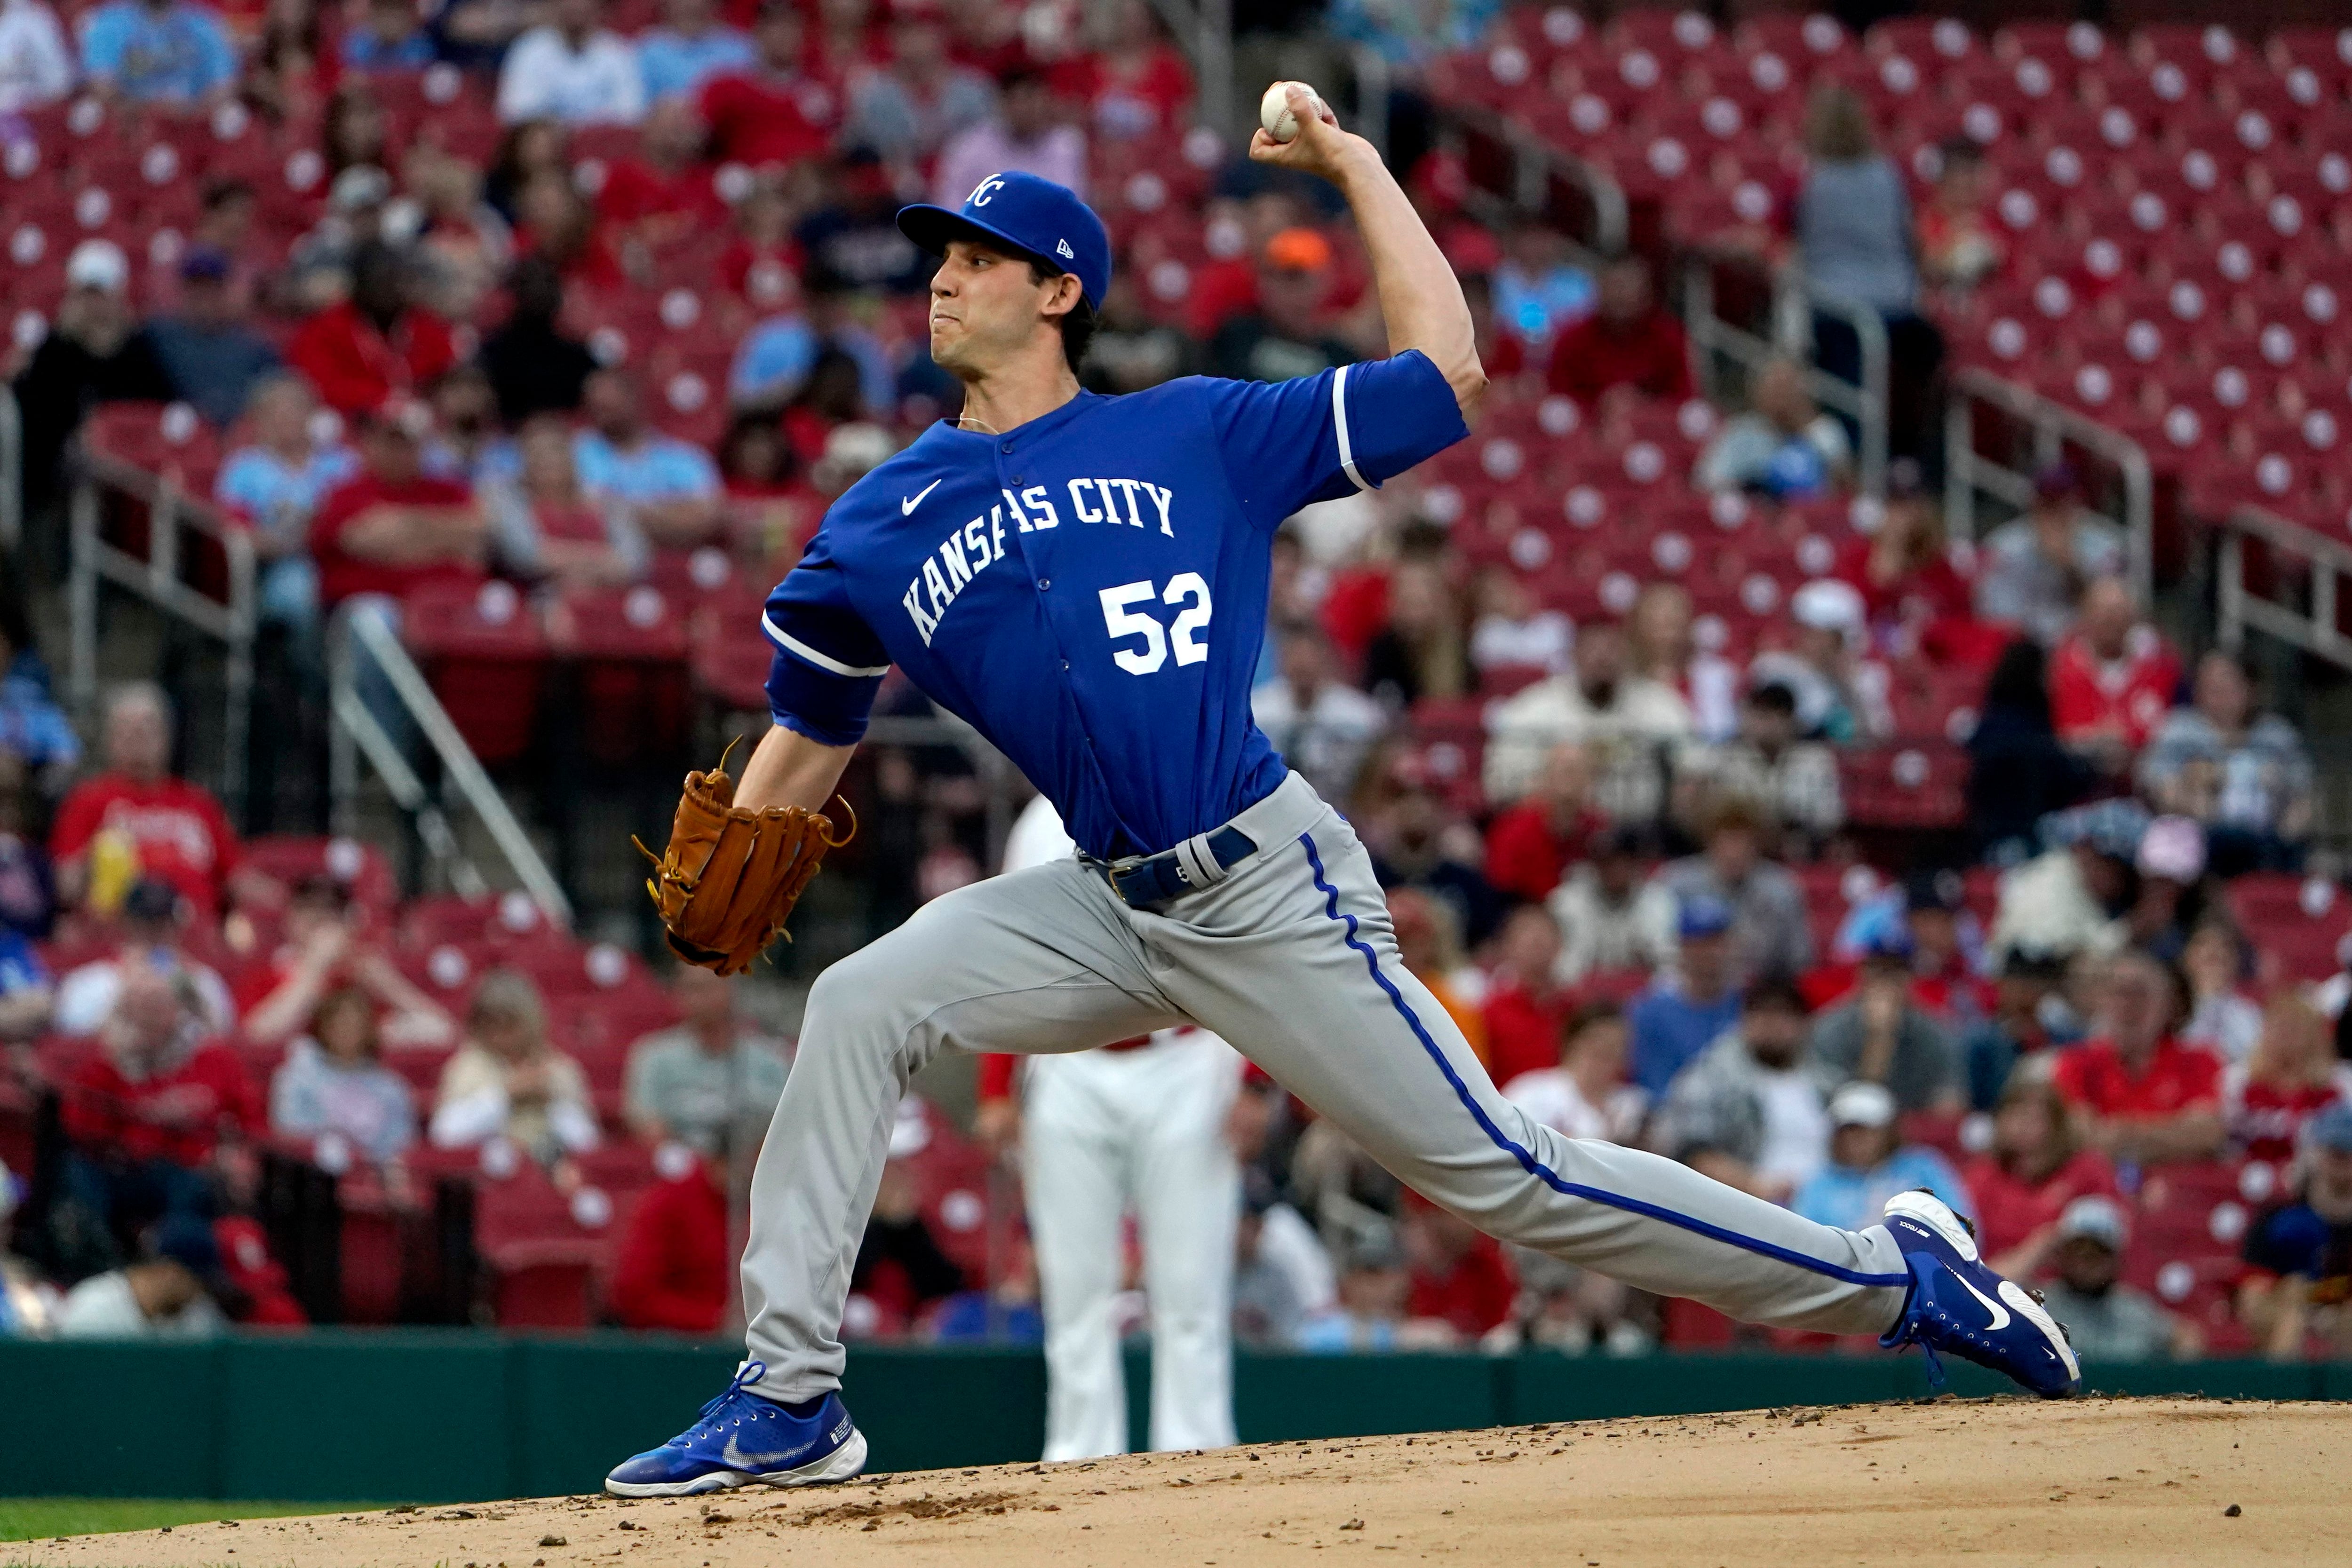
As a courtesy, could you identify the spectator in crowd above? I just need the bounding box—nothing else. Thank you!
[1675,681,1842,847]
[2122,815,2210,961]
[1964,1075,2119,1276]
[572,367,724,546]
[58,964,256,1269]
[235,874,450,1051]
[483,415,651,590]
[2238,1102,2352,1360]
[697,0,834,170]
[1484,619,1691,808]
[511,166,626,292]
[1542,254,1692,409]
[498,0,645,125]
[245,0,330,124]
[1626,895,1744,1100]
[636,0,751,103]
[267,983,419,1169]
[1990,799,2145,966]
[1490,221,1593,361]
[718,413,818,563]
[1298,1225,1411,1353]
[429,968,600,1169]
[1836,472,1974,654]
[1693,358,1851,501]
[1361,547,1470,709]
[1651,977,1828,1204]
[2050,577,2182,771]
[1966,639,2092,864]
[0,610,78,785]
[144,248,279,429]
[1974,464,2126,646]
[933,63,1086,208]
[1383,887,1486,1061]
[848,1153,967,1330]
[53,877,235,1038]
[1482,742,1602,906]
[1210,228,1358,384]
[2036,1196,2195,1361]
[2178,918,2261,1064]
[1657,796,1813,987]
[796,149,928,295]
[1,1156,59,1335]
[285,164,396,312]
[341,0,435,69]
[421,364,518,487]
[308,398,488,612]
[1060,0,1192,144]
[1915,138,2006,294]
[1401,1199,1515,1343]
[841,3,992,164]
[12,239,173,516]
[400,143,516,324]
[1749,579,1889,744]
[1548,823,1676,985]
[215,372,358,643]
[1502,999,1646,1144]
[1874,870,1994,1028]
[1231,1181,1306,1349]
[287,244,461,416]
[2139,650,2312,876]
[1480,905,1573,1088]
[2225,992,2352,1164]
[79,0,234,105]
[1467,565,1571,681]
[1791,1081,1971,1231]
[1963,947,2074,1110]
[610,1145,732,1334]
[1356,748,1500,948]
[1808,928,1962,1114]
[1083,276,1194,395]
[623,965,789,1156]
[52,686,246,918]
[1625,583,1737,745]
[1250,623,1384,807]
[0,0,72,113]
[2053,946,2226,1167]
[484,119,569,228]
[0,827,51,1040]
[726,294,821,413]
[53,1214,230,1340]
[596,96,725,261]
[478,260,597,428]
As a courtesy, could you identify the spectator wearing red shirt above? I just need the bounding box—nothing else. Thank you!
[1544,255,1693,409]
[52,682,242,916]
[310,400,489,610]
[1483,741,1603,905]
[698,0,837,170]
[596,97,728,256]
[1048,0,1192,143]
[2052,947,2226,1166]
[1401,1201,1516,1340]
[2049,577,2182,770]
[1833,477,1977,657]
[1481,905,1574,1089]
[58,964,259,1269]
[610,1154,731,1333]
[286,244,461,416]
[1963,1076,2118,1277]
[2225,992,2352,1164]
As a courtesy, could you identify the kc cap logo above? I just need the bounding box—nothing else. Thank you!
[899,171,1113,309]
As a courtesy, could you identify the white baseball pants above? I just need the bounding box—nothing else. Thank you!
[1022,1028,1241,1459]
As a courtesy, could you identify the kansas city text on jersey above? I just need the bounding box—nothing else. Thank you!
[899,478,1177,645]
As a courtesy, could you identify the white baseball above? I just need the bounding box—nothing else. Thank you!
[1259,80,1325,144]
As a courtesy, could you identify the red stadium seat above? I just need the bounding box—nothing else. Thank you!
[399,582,553,768]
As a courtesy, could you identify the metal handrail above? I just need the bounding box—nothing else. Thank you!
[327,602,572,926]
[0,384,20,553]
[1942,366,2154,600]
[66,447,257,813]
[1438,100,1628,256]
[2216,501,2352,670]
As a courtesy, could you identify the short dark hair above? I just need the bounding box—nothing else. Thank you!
[1564,999,1624,1040]
[1742,977,1809,1017]
[1746,681,1798,717]
[1027,258,1096,375]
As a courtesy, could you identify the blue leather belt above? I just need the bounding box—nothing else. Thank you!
[1104,825,1257,909]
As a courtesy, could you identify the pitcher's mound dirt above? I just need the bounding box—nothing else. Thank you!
[21,1396,2347,1567]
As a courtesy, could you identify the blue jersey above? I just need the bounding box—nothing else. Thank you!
[760,352,1467,860]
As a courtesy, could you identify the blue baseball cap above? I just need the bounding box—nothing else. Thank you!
[1677,895,1734,941]
[898,170,1112,310]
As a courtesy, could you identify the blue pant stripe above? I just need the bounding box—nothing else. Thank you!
[1297,832,1912,1292]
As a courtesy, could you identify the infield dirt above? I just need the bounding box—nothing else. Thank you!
[13,1396,2344,1567]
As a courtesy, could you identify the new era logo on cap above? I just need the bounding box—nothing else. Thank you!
[898,171,1112,309]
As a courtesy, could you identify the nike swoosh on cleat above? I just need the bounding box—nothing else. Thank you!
[902,479,943,515]
[1952,1269,2010,1331]
[721,1435,812,1470]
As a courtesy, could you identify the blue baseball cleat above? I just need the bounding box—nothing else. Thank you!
[1879,1190,2082,1398]
[604,1361,868,1497]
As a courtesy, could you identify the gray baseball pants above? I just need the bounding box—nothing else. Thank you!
[739,771,1913,1402]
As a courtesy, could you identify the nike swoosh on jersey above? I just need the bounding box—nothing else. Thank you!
[902,479,944,515]
[721,1434,812,1470]
[1953,1270,2010,1331]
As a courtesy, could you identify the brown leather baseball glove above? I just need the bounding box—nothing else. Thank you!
[634,744,852,975]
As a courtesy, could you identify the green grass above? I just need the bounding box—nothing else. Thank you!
[0,1499,378,1543]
